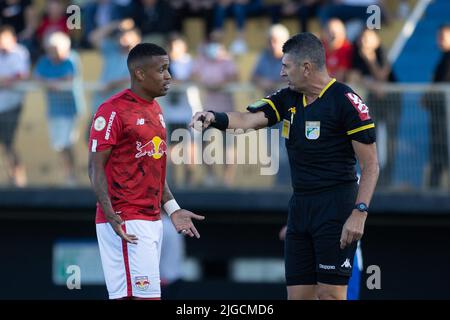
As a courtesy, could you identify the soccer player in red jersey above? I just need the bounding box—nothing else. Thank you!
[88,43,205,300]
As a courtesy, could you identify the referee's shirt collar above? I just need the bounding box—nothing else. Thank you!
[302,78,336,107]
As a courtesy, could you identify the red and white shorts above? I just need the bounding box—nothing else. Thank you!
[96,219,163,299]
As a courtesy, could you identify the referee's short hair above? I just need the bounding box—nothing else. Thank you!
[283,32,326,70]
[127,43,167,72]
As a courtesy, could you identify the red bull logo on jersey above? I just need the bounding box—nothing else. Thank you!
[134,276,150,291]
[135,136,167,159]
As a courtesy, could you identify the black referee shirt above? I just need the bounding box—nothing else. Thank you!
[247,79,376,194]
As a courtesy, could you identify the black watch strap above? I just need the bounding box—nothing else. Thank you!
[354,202,369,213]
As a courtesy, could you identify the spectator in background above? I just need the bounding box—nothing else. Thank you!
[252,24,291,187]
[213,0,263,55]
[318,0,389,41]
[0,25,29,187]
[0,0,38,53]
[34,32,84,186]
[88,18,141,113]
[422,24,450,188]
[35,0,69,46]
[192,31,238,186]
[272,0,324,33]
[157,34,195,186]
[252,24,289,94]
[322,18,353,82]
[170,0,215,37]
[349,28,400,188]
[130,0,177,47]
[82,0,130,48]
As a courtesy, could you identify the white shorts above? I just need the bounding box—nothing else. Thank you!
[96,219,163,299]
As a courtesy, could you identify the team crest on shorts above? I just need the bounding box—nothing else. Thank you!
[134,276,150,291]
[305,121,320,140]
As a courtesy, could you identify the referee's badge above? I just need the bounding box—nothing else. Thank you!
[305,121,320,140]
[281,119,290,139]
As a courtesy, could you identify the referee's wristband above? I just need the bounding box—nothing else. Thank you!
[209,110,229,131]
[164,199,181,217]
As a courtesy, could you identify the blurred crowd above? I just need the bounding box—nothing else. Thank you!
[1,0,449,191]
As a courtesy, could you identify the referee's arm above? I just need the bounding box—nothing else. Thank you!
[340,141,379,249]
[190,110,269,131]
[352,140,379,208]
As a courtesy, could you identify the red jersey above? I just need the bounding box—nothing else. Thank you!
[89,89,167,224]
[325,40,353,77]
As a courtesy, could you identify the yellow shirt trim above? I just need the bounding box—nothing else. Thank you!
[261,98,281,122]
[302,78,336,107]
[347,123,375,135]
[319,78,337,98]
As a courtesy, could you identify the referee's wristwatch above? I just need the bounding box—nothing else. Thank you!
[354,202,369,214]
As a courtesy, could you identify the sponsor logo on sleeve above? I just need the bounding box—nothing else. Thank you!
[345,93,371,121]
[104,111,116,140]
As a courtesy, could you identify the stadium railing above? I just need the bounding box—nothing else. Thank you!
[0,81,449,193]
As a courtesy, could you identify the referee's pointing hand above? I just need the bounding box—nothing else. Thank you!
[190,111,215,130]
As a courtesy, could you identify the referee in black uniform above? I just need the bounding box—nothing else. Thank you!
[191,33,379,300]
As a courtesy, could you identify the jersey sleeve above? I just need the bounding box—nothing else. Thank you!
[340,90,376,144]
[246,88,288,127]
[89,103,123,152]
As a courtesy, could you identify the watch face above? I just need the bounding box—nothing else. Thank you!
[358,203,367,211]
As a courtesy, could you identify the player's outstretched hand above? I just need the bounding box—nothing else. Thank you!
[105,211,139,244]
[171,209,205,238]
[189,111,215,130]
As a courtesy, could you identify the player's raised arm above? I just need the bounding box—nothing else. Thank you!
[190,110,269,131]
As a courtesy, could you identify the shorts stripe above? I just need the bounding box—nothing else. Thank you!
[121,224,132,297]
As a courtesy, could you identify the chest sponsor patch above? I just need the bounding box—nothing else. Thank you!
[305,121,320,140]
[345,93,371,121]
[135,136,167,159]
[94,116,106,131]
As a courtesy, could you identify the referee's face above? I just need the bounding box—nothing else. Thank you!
[281,53,305,93]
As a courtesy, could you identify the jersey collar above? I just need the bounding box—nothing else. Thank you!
[302,78,336,107]
[126,89,155,105]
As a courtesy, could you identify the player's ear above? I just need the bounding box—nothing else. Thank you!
[134,68,145,81]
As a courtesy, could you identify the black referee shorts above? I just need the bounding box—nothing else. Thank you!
[285,182,358,286]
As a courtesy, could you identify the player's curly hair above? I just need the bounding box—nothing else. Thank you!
[282,32,326,70]
[127,43,167,71]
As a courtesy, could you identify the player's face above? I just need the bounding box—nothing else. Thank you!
[139,55,171,98]
[280,53,306,92]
